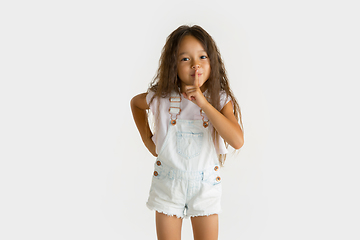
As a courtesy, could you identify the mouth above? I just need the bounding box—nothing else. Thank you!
[191,73,202,77]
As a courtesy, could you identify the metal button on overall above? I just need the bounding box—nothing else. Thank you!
[154,171,158,176]
[156,161,161,166]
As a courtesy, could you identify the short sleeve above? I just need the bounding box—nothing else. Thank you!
[219,91,231,110]
[146,90,156,115]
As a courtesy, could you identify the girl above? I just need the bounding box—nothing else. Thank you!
[131,25,244,240]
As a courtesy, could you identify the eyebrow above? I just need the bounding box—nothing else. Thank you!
[178,50,207,56]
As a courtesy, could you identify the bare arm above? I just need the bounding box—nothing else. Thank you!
[130,92,158,157]
[201,100,244,149]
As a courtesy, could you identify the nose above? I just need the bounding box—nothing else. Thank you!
[192,64,200,70]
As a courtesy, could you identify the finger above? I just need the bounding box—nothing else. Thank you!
[184,86,197,92]
[183,89,195,101]
[182,91,191,101]
[184,86,197,94]
[182,92,186,98]
[194,69,199,87]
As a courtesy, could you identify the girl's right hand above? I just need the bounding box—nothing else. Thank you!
[131,92,158,157]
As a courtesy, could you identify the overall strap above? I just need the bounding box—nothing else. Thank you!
[169,92,209,128]
[169,92,181,125]
[200,109,209,128]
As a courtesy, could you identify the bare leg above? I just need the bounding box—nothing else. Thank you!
[155,211,183,240]
[191,214,218,240]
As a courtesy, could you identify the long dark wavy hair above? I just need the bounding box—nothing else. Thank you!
[148,25,243,165]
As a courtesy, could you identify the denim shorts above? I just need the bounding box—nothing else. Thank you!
[146,160,222,219]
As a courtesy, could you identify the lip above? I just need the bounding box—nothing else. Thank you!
[191,73,202,77]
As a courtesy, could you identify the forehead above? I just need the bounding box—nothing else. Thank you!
[178,35,205,53]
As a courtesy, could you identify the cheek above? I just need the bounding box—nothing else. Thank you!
[177,66,186,76]
[205,65,211,78]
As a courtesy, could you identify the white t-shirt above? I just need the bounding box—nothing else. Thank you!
[146,90,231,155]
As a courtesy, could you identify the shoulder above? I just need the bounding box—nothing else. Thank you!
[219,90,231,109]
[146,90,181,104]
[146,90,174,114]
[146,90,155,105]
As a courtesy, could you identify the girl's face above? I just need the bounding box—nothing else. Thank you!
[177,35,211,93]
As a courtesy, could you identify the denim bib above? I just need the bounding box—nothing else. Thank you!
[156,92,219,171]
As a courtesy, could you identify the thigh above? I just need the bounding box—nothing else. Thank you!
[191,214,218,240]
[156,211,183,240]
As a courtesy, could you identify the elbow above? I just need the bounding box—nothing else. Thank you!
[130,95,139,111]
[233,142,244,150]
[232,137,244,150]
[130,96,136,108]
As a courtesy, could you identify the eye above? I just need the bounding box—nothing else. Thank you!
[200,55,207,59]
[181,57,190,61]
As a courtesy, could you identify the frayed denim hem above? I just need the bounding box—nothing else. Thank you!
[146,202,184,219]
[147,202,221,219]
[185,210,222,219]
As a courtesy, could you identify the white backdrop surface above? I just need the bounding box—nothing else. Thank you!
[1,0,359,239]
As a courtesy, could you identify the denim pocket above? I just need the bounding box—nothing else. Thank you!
[176,131,203,160]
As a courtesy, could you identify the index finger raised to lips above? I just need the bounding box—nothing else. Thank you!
[194,69,199,87]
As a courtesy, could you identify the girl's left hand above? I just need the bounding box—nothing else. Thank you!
[182,70,208,108]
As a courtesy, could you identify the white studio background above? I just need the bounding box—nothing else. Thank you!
[0,0,359,240]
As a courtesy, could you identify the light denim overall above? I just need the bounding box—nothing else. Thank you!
[146,93,222,218]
